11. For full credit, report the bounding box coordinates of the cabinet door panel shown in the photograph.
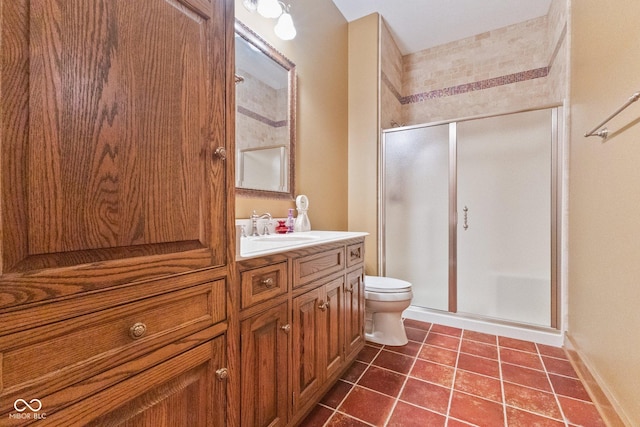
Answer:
[324,277,344,379]
[345,269,365,359]
[292,287,322,411]
[45,336,226,427]
[240,302,289,427]
[0,0,228,307]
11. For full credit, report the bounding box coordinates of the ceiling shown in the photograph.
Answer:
[330,0,552,55]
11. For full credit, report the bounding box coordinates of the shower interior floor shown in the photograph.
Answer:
[299,319,605,427]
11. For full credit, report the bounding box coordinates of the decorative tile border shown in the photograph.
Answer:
[385,22,568,106]
[400,67,549,105]
[381,71,403,102]
[237,105,287,128]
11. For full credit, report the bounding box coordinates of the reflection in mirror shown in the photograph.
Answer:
[235,19,296,199]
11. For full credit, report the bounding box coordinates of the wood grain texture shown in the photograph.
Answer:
[233,238,366,427]
[35,335,226,426]
[240,302,289,427]
[0,0,232,425]
[0,281,225,417]
[293,247,345,288]
[1,0,228,291]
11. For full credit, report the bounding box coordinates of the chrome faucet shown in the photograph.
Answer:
[250,211,272,236]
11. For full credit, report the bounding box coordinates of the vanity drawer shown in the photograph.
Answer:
[241,262,288,309]
[346,242,364,267]
[293,247,345,288]
[0,280,225,411]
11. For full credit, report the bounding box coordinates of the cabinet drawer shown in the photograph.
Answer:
[241,262,288,309]
[293,247,345,288]
[0,280,225,412]
[346,242,364,267]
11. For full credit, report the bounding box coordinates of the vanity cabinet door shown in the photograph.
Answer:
[240,302,290,427]
[292,276,345,413]
[324,276,345,380]
[345,268,365,360]
[292,287,323,412]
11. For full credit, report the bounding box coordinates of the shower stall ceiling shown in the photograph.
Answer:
[382,108,560,328]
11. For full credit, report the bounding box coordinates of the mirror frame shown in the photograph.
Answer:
[235,19,297,200]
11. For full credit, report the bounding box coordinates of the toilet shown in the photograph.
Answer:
[364,275,413,346]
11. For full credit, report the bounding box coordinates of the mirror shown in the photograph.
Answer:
[235,19,296,199]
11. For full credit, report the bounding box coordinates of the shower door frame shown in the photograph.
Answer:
[379,106,563,329]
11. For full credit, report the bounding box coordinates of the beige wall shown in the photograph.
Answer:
[234,0,349,231]
[348,14,380,275]
[569,0,640,424]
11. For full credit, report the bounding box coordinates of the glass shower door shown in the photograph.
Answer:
[383,124,450,311]
[456,110,552,326]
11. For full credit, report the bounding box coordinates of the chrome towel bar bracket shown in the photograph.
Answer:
[584,91,640,140]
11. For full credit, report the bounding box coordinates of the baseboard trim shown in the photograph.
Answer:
[564,334,629,427]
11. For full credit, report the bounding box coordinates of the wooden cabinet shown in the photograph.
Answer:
[240,302,290,427]
[41,334,227,427]
[345,268,366,360]
[235,238,366,427]
[0,0,233,425]
[292,276,344,413]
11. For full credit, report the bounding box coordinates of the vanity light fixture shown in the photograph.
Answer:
[242,0,296,40]
[274,5,296,40]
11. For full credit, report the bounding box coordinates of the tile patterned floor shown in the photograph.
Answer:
[300,319,606,427]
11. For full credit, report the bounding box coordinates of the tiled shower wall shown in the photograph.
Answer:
[236,68,289,153]
[380,19,403,129]
[380,0,567,127]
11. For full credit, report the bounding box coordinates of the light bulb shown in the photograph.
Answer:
[274,12,296,40]
[257,0,282,19]
[242,0,257,12]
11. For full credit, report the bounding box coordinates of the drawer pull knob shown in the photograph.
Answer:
[214,146,227,160]
[261,277,275,288]
[129,322,147,340]
[318,301,329,311]
[350,249,360,258]
[216,368,229,381]
[281,324,291,333]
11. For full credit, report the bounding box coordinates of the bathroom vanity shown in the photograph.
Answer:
[233,231,367,426]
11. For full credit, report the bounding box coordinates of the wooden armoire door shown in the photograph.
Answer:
[0,0,229,307]
[0,0,233,424]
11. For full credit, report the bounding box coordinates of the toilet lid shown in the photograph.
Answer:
[365,275,412,293]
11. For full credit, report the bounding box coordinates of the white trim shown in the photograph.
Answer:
[404,306,564,347]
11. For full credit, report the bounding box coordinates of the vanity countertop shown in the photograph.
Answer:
[236,229,368,260]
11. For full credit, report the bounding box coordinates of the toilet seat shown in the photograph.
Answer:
[365,275,412,293]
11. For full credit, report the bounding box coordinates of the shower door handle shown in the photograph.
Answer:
[463,206,469,230]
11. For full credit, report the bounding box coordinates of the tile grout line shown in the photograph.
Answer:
[321,344,383,427]
[443,327,464,427]
[536,342,570,426]
[497,335,508,426]
[380,321,432,426]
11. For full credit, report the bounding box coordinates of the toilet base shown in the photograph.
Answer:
[365,311,408,346]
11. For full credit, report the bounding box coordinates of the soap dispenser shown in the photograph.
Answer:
[286,208,295,233]
[294,195,311,232]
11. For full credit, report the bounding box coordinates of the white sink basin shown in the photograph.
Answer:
[237,229,368,259]
[253,234,318,242]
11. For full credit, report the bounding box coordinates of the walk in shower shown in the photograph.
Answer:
[381,108,561,331]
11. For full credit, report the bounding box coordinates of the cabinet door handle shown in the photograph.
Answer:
[318,301,329,311]
[129,322,147,340]
[216,368,229,381]
[214,146,227,161]
[280,324,291,333]
[463,205,469,231]
[345,285,354,293]
[261,277,275,288]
